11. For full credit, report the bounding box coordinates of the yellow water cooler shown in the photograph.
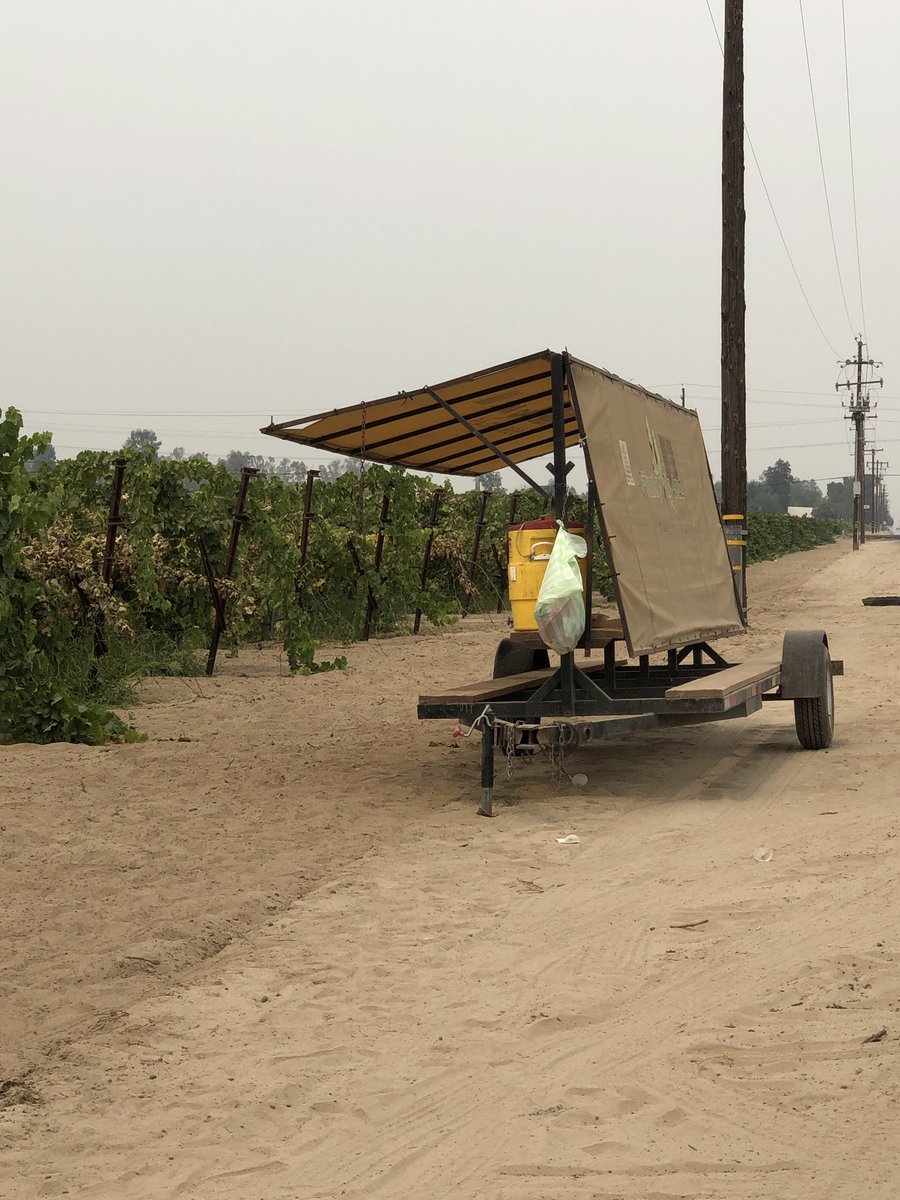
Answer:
[507,516,587,631]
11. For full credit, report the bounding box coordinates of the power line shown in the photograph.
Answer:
[703,0,841,357]
[799,0,857,337]
[21,422,296,442]
[704,417,837,433]
[705,439,848,454]
[659,382,900,405]
[687,395,840,410]
[33,442,352,463]
[842,0,868,345]
[15,408,306,418]
[655,382,837,395]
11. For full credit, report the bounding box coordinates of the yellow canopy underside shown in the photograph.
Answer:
[261,350,581,477]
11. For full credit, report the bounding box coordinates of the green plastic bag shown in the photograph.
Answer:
[534,522,588,654]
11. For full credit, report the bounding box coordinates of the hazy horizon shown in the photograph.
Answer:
[3,1,897,511]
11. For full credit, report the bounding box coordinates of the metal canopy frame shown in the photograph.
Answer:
[266,346,738,712]
[418,385,550,500]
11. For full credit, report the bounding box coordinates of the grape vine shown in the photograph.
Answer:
[0,407,845,744]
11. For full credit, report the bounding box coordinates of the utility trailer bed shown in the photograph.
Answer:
[418,634,842,815]
[265,346,843,817]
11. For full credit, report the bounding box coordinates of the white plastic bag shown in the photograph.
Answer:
[534,523,587,654]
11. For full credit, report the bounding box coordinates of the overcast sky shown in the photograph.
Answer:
[3,1,898,510]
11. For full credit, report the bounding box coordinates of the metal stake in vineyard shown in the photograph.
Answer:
[196,535,227,636]
[295,467,320,605]
[496,493,520,615]
[414,488,443,635]
[362,486,392,641]
[491,543,506,615]
[488,493,518,615]
[205,466,259,676]
[462,488,491,618]
[94,457,128,660]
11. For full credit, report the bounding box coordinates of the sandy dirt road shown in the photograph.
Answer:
[2,536,900,1198]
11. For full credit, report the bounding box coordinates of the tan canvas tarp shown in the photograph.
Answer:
[570,359,744,656]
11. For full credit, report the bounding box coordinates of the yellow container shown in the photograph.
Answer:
[507,520,587,631]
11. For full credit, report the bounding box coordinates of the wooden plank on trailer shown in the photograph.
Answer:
[665,659,781,702]
[419,657,619,705]
[508,615,624,645]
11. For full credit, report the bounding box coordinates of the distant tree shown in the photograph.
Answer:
[319,457,363,482]
[863,473,893,530]
[218,450,252,476]
[124,428,161,460]
[720,466,827,516]
[719,471,823,516]
[788,477,823,508]
[166,446,210,464]
[218,450,271,476]
[746,480,780,513]
[476,471,506,495]
[25,442,57,475]
[274,456,309,484]
[216,450,311,480]
[761,458,793,513]
[812,478,854,521]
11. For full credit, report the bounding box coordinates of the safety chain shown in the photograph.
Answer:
[504,721,516,779]
[546,736,565,787]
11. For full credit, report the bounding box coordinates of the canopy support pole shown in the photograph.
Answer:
[420,386,550,500]
[547,354,573,519]
[548,352,577,712]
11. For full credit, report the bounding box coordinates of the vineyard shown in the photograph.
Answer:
[0,407,845,744]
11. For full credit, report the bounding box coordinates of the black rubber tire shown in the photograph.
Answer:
[793,649,834,749]
[492,638,550,679]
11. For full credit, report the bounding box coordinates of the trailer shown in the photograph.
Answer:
[265,348,840,815]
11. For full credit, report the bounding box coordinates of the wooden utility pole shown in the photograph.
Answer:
[883,461,889,526]
[869,444,882,533]
[721,0,747,618]
[876,458,889,531]
[837,336,882,549]
[856,341,866,548]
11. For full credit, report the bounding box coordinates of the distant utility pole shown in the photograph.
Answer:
[876,458,889,531]
[837,336,882,549]
[720,0,747,617]
[869,444,883,533]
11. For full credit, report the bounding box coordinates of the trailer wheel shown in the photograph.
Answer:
[793,646,834,750]
[493,638,550,678]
